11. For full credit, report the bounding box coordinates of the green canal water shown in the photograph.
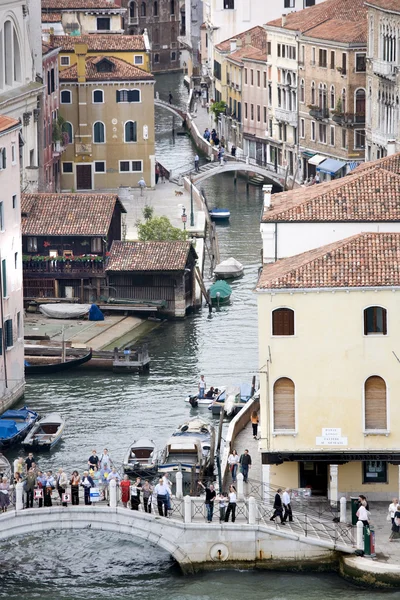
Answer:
[0,74,393,599]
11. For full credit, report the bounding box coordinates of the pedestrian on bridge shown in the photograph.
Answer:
[270,489,284,524]
[0,476,10,512]
[198,481,216,522]
[282,488,293,523]
[251,411,259,439]
[154,478,169,517]
[194,154,200,173]
[120,474,131,508]
[70,471,80,505]
[228,449,240,483]
[142,480,153,513]
[25,468,37,509]
[224,485,237,523]
[239,449,252,483]
[131,477,142,510]
[81,471,94,505]
[168,91,173,104]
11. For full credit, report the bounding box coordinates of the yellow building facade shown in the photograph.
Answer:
[256,232,400,502]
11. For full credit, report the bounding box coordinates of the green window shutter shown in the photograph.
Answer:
[5,319,12,348]
[116,90,120,102]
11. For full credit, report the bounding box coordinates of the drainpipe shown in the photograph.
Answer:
[274,222,278,262]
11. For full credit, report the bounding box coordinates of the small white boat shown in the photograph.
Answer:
[122,438,158,478]
[214,257,244,279]
[185,387,225,407]
[22,413,65,451]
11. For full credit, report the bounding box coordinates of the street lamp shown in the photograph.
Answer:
[190,172,194,227]
[181,206,187,230]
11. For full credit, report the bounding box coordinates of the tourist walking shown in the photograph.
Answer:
[0,476,10,512]
[155,163,160,184]
[25,468,37,509]
[194,154,200,173]
[198,374,206,398]
[71,471,80,505]
[154,478,169,517]
[142,480,153,513]
[162,473,172,512]
[88,450,99,472]
[120,474,131,508]
[138,177,146,195]
[224,485,237,523]
[130,477,142,510]
[251,411,259,439]
[228,449,240,483]
[389,498,399,525]
[282,488,293,523]
[239,449,252,483]
[270,489,284,524]
[390,504,400,541]
[56,468,68,507]
[217,492,227,522]
[81,471,94,505]
[198,481,216,523]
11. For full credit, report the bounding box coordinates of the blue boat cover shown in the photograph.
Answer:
[0,421,18,437]
[89,304,104,321]
[1,409,30,419]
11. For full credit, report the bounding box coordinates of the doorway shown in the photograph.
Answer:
[76,164,92,190]
[299,461,328,496]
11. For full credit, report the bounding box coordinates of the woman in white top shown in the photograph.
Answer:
[228,450,240,483]
[388,498,398,525]
[224,485,237,523]
[357,503,369,526]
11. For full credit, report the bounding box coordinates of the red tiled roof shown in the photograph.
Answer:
[0,115,20,133]
[42,0,122,9]
[365,0,400,13]
[227,46,267,65]
[303,19,367,44]
[41,12,61,22]
[215,26,266,52]
[52,34,146,52]
[353,152,400,176]
[106,241,197,271]
[261,164,400,223]
[266,0,366,36]
[21,193,126,236]
[257,232,400,290]
[59,55,153,81]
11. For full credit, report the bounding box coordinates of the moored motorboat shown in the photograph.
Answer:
[214,257,244,280]
[22,413,65,451]
[122,438,158,478]
[0,408,39,449]
[209,280,232,305]
[185,387,225,407]
[208,383,254,416]
[158,417,216,482]
[209,208,230,221]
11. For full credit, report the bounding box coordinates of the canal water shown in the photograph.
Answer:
[0,74,393,599]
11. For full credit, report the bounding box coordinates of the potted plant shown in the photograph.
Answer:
[52,115,68,151]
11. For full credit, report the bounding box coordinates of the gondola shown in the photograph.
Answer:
[24,349,92,375]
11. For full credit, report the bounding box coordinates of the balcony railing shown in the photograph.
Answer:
[372,59,397,79]
[275,108,297,126]
[23,256,105,275]
[309,106,329,120]
[331,112,365,127]
[370,130,397,147]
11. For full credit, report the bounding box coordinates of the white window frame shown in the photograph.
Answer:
[94,160,106,173]
[92,89,104,104]
[134,55,144,65]
[62,162,74,174]
[60,56,70,66]
[311,120,316,141]
[271,375,297,435]
[330,124,335,146]
[300,118,305,139]
[119,160,143,173]
[93,121,106,144]
[354,128,365,150]
[60,89,72,104]
[124,120,137,143]
[11,143,16,164]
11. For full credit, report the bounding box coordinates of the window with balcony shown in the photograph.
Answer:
[273,377,295,431]
[91,238,102,253]
[364,306,387,335]
[364,376,387,431]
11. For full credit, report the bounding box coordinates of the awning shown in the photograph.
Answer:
[308,154,326,166]
[317,158,347,175]
[302,150,315,159]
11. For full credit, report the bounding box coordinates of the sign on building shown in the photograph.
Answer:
[316,428,348,446]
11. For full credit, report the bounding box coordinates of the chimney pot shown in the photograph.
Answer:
[230,38,237,52]
[282,14,287,26]
[263,184,273,208]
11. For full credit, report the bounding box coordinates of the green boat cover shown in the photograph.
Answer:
[209,280,232,300]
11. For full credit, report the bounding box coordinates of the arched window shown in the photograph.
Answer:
[141,2,146,16]
[63,121,73,144]
[61,90,72,104]
[93,89,104,103]
[364,306,387,335]
[311,81,316,105]
[170,0,175,14]
[13,29,21,83]
[365,376,387,430]
[273,378,295,431]
[154,1,158,15]
[300,79,305,103]
[355,88,366,115]
[272,308,294,336]
[4,21,12,86]
[93,121,105,143]
[129,1,136,17]
[318,83,327,109]
[330,84,335,110]
[124,120,137,142]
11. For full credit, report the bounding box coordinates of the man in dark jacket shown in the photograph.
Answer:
[81,471,94,505]
[239,450,252,483]
[270,488,284,524]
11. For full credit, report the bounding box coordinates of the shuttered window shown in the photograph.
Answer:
[272,308,294,336]
[365,376,387,430]
[5,318,12,348]
[273,377,295,430]
[364,306,387,335]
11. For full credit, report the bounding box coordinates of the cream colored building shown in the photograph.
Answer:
[41,0,126,35]
[59,45,155,191]
[365,0,400,161]
[256,231,400,502]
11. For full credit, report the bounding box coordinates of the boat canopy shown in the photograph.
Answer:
[0,421,18,437]
[1,409,30,420]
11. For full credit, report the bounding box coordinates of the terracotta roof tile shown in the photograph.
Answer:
[304,19,367,44]
[41,12,61,22]
[59,55,153,81]
[106,241,196,271]
[52,34,146,52]
[21,193,126,236]
[266,0,366,34]
[215,26,266,52]
[261,164,400,223]
[42,0,122,9]
[0,115,20,133]
[257,232,400,290]
[353,152,400,176]
[365,0,400,13]
[227,46,267,64]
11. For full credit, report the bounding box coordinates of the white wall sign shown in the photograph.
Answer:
[316,428,348,446]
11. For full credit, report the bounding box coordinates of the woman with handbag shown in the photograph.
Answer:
[228,450,239,484]
[390,504,400,541]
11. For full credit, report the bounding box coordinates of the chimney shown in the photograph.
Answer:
[282,14,287,26]
[245,33,251,45]
[236,38,242,49]
[230,39,237,53]
[387,139,396,156]
[74,43,88,83]
[263,184,273,208]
